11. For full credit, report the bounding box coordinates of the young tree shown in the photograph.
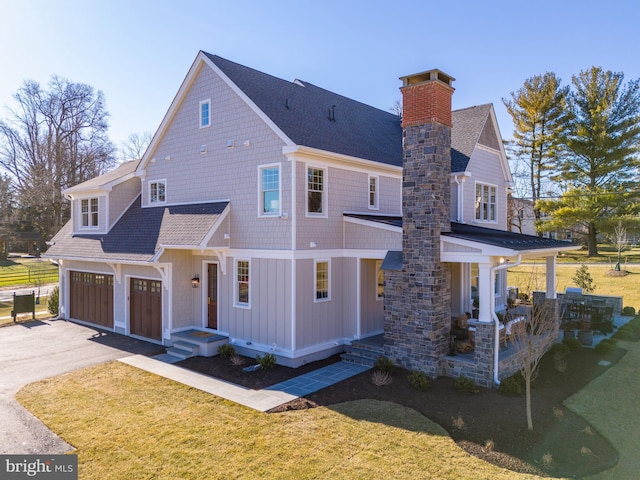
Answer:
[510,297,558,431]
[610,220,629,271]
[573,264,595,293]
[540,67,640,255]
[503,73,569,223]
[0,76,116,240]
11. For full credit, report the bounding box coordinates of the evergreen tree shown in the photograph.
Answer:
[503,73,569,224]
[539,67,640,255]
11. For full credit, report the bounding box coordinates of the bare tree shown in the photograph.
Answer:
[0,76,115,240]
[120,131,152,162]
[610,221,629,271]
[510,295,559,431]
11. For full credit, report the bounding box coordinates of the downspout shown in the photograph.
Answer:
[453,174,463,222]
[490,254,521,386]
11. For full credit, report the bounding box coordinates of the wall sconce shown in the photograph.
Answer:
[191,274,200,288]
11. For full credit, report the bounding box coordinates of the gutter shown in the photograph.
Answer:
[490,254,521,386]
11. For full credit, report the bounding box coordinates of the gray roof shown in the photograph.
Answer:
[65,160,140,194]
[345,213,573,252]
[46,197,228,262]
[206,53,492,170]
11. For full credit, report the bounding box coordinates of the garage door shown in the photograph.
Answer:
[69,271,114,328]
[130,278,162,340]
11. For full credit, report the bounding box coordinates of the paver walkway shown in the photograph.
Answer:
[119,355,370,412]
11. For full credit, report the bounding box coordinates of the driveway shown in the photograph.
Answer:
[0,318,164,454]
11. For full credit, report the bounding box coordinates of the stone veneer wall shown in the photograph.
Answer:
[383,119,452,377]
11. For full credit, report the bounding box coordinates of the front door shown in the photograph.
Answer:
[207,264,218,329]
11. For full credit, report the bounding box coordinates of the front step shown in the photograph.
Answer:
[341,335,384,368]
[166,340,200,360]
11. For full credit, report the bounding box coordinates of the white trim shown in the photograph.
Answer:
[313,258,331,303]
[343,215,402,233]
[199,98,211,129]
[305,164,328,218]
[199,204,231,248]
[474,181,497,223]
[257,162,282,217]
[368,174,379,210]
[234,258,251,309]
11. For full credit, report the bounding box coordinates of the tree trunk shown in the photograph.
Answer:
[526,374,533,431]
[587,222,599,257]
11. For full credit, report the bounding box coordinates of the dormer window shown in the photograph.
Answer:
[150,180,166,204]
[81,198,99,228]
[199,99,211,128]
[475,183,496,222]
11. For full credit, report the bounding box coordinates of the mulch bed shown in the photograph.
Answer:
[178,346,625,478]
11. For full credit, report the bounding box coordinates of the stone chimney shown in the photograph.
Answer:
[383,69,454,377]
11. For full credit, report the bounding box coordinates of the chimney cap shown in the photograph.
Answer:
[399,69,455,88]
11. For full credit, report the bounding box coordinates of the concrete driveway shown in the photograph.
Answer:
[0,318,164,454]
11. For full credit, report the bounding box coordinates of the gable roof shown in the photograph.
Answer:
[451,104,492,172]
[46,197,229,262]
[205,53,404,167]
[64,160,140,196]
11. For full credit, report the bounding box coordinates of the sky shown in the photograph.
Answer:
[2,0,640,154]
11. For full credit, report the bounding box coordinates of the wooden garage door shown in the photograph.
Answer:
[69,271,114,328]
[130,278,162,340]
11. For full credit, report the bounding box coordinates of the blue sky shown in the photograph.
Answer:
[2,0,639,152]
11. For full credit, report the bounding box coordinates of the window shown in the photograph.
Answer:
[307,167,326,215]
[259,165,280,215]
[235,260,250,307]
[315,260,330,301]
[376,260,384,300]
[150,180,166,204]
[368,175,379,210]
[475,183,496,222]
[199,99,211,128]
[80,198,99,228]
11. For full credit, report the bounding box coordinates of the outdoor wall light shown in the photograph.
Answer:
[191,274,200,288]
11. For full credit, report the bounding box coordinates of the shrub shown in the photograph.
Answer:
[217,344,236,358]
[573,264,595,293]
[454,375,479,395]
[47,286,59,315]
[374,356,395,375]
[499,374,523,397]
[256,352,276,370]
[594,338,617,355]
[371,370,393,386]
[549,342,570,356]
[408,371,430,391]
[562,337,582,352]
[622,306,636,316]
[229,353,246,366]
[613,326,635,340]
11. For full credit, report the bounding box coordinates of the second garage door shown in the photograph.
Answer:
[69,271,114,328]
[130,278,162,340]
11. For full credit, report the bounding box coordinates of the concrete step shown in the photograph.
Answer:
[166,340,200,360]
[340,353,377,368]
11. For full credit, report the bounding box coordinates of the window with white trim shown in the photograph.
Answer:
[199,99,211,128]
[149,180,166,204]
[235,260,250,307]
[475,183,496,222]
[80,198,99,228]
[376,259,384,300]
[307,166,326,216]
[259,164,280,215]
[314,260,330,302]
[368,175,379,210]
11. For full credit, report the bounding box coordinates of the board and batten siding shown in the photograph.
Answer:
[462,148,508,230]
[219,256,292,351]
[142,63,292,250]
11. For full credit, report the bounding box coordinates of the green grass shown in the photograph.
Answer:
[0,296,53,326]
[0,258,58,287]
[545,244,640,264]
[16,362,548,480]
[508,264,640,310]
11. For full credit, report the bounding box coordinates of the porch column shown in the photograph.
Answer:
[478,262,492,322]
[546,255,557,299]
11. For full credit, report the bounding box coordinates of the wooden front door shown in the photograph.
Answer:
[130,278,162,340]
[207,264,218,329]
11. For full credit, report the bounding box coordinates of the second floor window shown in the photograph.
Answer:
[81,198,99,228]
[475,183,496,222]
[260,165,280,215]
[368,175,379,209]
[150,181,166,204]
[200,99,211,128]
[307,167,325,215]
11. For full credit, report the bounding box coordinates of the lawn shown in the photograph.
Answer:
[16,362,546,480]
[0,257,58,287]
[508,264,640,310]
[552,244,640,264]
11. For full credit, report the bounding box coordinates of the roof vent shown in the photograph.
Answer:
[328,105,336,122]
